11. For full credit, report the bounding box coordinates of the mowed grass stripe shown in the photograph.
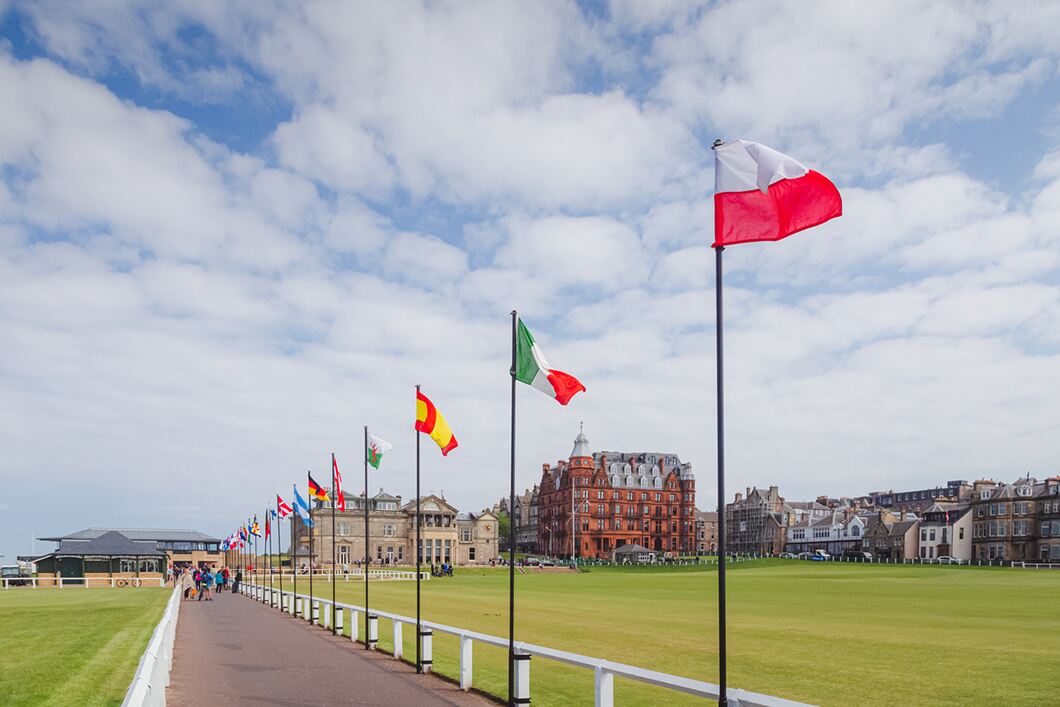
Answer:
[292,561,1060,706]
[0,588,170,707]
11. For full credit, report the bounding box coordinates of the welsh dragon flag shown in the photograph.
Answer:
[515,318,585,405]
[367,432,392,469]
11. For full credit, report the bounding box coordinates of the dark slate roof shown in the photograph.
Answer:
[40,527,220,543]
[55,531,167,557]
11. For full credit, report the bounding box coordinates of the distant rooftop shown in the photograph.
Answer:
[39,527,221,543]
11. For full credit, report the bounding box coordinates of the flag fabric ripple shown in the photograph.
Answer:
[713,139,842,247]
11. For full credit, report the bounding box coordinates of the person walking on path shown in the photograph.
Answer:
[232,567,242,594]
[199,567,214,601]
[215,567,225,595]
[180,569,195,600]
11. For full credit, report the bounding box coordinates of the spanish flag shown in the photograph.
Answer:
[308,471,330,502]
[415,389,458,456]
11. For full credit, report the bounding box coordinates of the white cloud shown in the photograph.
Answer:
[1,4,1060,566]
[494,216,646,291]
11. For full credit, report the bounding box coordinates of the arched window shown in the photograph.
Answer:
[612,475,621,487]
[654,478,662,489]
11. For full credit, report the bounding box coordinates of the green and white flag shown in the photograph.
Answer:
[367,432,392,469]
[515,318,586,405]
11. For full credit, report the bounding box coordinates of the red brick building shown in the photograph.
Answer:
[537,426,696,559]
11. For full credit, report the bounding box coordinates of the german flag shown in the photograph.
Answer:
[308,471,330,502]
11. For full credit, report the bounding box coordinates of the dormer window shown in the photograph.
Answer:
[1018,486,1032,497]
[980,491,991,500]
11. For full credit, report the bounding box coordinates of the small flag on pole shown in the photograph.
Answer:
[415,390,458,456]
[251,517,261,537]
[308,471,330,502]
[515,318,585,405]
[277,494,293,519]
[293,484,315,527]
[367,432,392,469]
[265,516,271,540]
[333,456,346,512]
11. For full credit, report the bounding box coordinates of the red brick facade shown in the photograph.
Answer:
[537,429,696,559]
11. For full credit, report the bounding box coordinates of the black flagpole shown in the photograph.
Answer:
[267,508,272,602]
[507,310,518,705]
[364,425,370,650]
[276,502,283,609]
[715,242,728,706]
[254,522,259,592]
[291,502,297,612]
[331,454,338,635]
[415,383,422,673]
[308,471,315,623]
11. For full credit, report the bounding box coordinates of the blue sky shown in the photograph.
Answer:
[1,1,1059,563]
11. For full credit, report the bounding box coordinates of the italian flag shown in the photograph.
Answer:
[515,319,585,405]
[367,432,392,469]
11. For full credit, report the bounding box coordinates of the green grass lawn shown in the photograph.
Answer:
[0,588,170,706]
[284,561,1060,706]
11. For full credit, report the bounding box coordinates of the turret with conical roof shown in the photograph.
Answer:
[570,422,591,459]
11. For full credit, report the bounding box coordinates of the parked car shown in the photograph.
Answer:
[936,556,964,565]
[1,565,31,587]
[843,551,873,561]
[779,552,797,559]
[809,554,827,561]
[796,552,813,560]
[812,550,831,559]
[540,558,556,567]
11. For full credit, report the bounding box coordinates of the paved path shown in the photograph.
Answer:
[168,591,494,706]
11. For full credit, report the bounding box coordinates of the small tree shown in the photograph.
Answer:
[497,511,511,552]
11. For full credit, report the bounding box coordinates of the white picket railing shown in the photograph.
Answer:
[121,585,182,707]
[2,576,167,589]
[246,569,428,581]
[241,581,813,707]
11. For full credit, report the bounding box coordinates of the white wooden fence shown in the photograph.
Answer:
[121,585,182,707]
[241,581,813,707]
[2,576,168,589]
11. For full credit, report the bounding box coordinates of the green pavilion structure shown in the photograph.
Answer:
[31,530,168,587]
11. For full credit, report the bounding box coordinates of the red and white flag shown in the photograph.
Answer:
[713,140,842,247]
[332,455,346,512]
[276,494,293,519]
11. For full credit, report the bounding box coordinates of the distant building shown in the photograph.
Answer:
[298,490,498,567]
[695,511,718,554]
[32,530,182,586]
[39,527,222,569]
[859,480,971,513]
[786,510,869,556]
[1038,478,1060,562]
[537,426,696,559]
[917,502,972,561]
[513,485,540,554]
[725,486,788,556]
[862,511,919,560]
[969,477,1041,562]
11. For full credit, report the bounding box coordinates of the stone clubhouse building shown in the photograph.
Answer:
[291,491,500,568]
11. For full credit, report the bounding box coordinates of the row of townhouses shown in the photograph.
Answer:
[725,476,1060,563]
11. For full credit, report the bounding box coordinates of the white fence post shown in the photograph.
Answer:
[335,606,344,634]
[367,614,378,649]
[393,620,403,659]
[513,651,531,705]
[459,634,473,690]
[350,609,360,643]
[595,664,614,707]
[419,628,433,673]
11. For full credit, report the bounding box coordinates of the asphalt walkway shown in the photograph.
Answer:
[168,589,494,706]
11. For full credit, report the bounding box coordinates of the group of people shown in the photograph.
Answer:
[175,564,241,601]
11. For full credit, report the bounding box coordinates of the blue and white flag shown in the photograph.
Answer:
[293,484,315,527]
